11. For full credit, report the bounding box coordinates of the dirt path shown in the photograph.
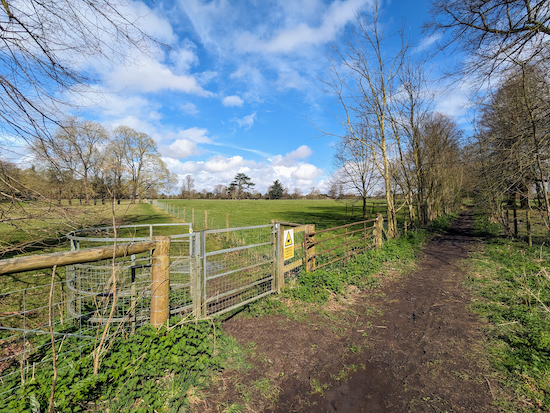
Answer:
[207,210,498,412]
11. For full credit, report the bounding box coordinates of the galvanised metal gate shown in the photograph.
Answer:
[64,222,280,323]
[197,223,278,317]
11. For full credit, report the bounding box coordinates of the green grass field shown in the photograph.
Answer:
[153,198,389,230]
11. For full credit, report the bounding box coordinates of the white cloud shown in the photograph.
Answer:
[181,102,199,115]
[234,112,257,130]
[271,145,312,166]
[130,1,178,44]
[222,95,244,107]
[168,139,200,158]
[163,145,324,194]
[170,40,199,72]
[291,163,323,180]
[176,127,212,143]
[414,34,442,54]
[235,0,366,54]
[178,0,369,102]
[107,57,213,96]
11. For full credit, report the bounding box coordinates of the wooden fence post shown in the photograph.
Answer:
[376,214,383,250]
[205,210,208,229]
[305,224,316,272]
[527,210,532,247]
[513,207,518,238]
[345,227,350,258]
[150,236,171,327]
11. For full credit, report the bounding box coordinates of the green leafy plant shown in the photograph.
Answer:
[1,319,223,412]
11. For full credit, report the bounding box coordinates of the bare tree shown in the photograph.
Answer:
[331,137,380,218]
[322,2,410,237]
[181,175,196,199]
[113,126,169,203]
[31,118,108,204]
[213,184,227,199]
[426,0,550,78]
[474,65,550,229]
[0,0,156,143]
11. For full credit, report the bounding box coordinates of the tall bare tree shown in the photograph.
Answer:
[474,65,550,229]
[322,2,410,237]
[113,126,171,203]
[181,175,195,199]
[31,118,108,204]
[331,137,380,218]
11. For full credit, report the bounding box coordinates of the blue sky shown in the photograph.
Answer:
[71,0,469,195]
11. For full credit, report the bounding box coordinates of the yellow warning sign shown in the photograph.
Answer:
[285,232,293,246]
[283,229,294,260]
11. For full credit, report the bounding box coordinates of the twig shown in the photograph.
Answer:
[497,321,518,326]
[484,376,495,400]
[48,265,58,413]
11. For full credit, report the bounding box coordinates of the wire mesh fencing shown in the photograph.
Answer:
[201,224,277,317]
[0,216,384,404]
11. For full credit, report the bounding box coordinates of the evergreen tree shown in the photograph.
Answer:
[268,179,284,199]
[230,173,255,199]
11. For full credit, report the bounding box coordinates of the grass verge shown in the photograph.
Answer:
[467,213,550,411]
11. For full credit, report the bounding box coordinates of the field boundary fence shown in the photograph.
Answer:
[0,216,384,400]
[304,215,383,272]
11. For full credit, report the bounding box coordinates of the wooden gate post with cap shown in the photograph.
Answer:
[150,236,171,327]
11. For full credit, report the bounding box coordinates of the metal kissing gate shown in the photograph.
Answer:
[64,223,281,325]
[198,224,278,318]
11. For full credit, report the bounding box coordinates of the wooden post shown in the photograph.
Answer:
[305,224,316,272]
[204,210,208,229]
[183,207,186,221]
[226,213,229,230]
[363,221,367,252]
[192,208,195,226]
[346,227,350,258]
[505,209,509,233]
[527,210,532,247]
[513,208,518,238]
[376,214,383,250]
[150,236,171,327]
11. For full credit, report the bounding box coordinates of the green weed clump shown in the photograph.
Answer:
[1,319,223,413]
[248,228,429,311]
[426,212,459,233]
[467,238,550,410]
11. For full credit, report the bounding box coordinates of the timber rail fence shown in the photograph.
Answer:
[0,216,384,399]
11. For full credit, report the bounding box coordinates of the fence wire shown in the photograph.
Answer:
[202,225,275,316]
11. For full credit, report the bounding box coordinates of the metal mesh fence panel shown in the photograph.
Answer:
[202,225,275,316]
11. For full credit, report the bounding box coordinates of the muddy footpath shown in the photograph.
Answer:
[203,210,499,412]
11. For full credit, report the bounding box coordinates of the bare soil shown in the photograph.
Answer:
[203,209,499,412]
